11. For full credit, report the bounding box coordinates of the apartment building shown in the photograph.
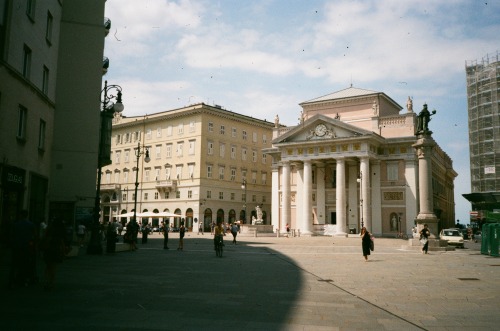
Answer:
[100,103,275,231]
[0,0,107,243]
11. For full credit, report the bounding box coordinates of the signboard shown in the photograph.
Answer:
[484,166,495,174]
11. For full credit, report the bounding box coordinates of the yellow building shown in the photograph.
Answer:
[265,87,457,237]
[101,103,275,231]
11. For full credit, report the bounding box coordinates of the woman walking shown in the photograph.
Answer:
[177,223,185,250]
[360,226,372,262]
[40,218,67,290]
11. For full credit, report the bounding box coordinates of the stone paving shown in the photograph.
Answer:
[1,232,499,330]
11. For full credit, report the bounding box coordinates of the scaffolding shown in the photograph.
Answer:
[465,51,500,193]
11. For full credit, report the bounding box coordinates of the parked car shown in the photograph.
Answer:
[439,228,464,248]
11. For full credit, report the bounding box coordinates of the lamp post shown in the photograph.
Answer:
[133,142,150,226]
[357,171,364,229]
[241,179,247,224]
[87,81,124,255]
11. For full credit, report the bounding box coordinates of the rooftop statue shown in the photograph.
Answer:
[416,103,436,134]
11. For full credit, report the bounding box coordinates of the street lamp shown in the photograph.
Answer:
[241,179,247,224]
[133,142,150,226]
[87,81,124,255]
[357,171,364,229]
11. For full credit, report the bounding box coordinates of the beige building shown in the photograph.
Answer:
[265,87,457,236]
[0,0,108,241]
[100,103,275,231]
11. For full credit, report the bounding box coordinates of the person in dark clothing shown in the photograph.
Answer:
[360,226,372,262]
[420,224,430,254]
[230,223,238,244]
[8,210,37,288]
[106,221,117,254]
[40,218,67,290]
[162,222,169,249]
[177,223,185,250]
[141,223,150,244]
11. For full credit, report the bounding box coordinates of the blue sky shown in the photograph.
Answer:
[104,0,500,225]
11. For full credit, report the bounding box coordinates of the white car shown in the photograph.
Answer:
[439,229,464,248]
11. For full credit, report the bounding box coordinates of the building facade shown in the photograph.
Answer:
[265,87,457,236]
[100,103,275,231]
[0,0,107,244]
[463,51,500,223]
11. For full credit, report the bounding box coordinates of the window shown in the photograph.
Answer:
[261,172,267,185]
[125,133,130,142]
[114,172,120,183]
[178,123,183,134]
[219,192,224,200]
[188,163,194,178]
[123,193,127,202]
[262,154,267,164]
[263,134,267,144]
[26,0,36,20]
[253,132,257,142]
[220,125,225,135]
[252,195,256,202]
[208,122,214,132]
[116,134,121,144]
[166,126,172,136]
[157,128,162,138]
[156,145,161,159]
[252,150,257,162]
[242,130,247,140]
[164,192,170,199]
[176,191,180,199]
[207,165,212,178]
[155,168,161,181]
[207,142,213,155]
[230,168,236,181]
[144,193,148,201]
[219,166,225,180]
[145,169,150,181]
[165,167,171,180]
[232,127,237,137]
[176,165,183,180]
[45,11,53,44]
[132,193,136,201]
[189,121,195,132]
[154,192,159,200]
[231,146,236,159]
[105,172,111,184]
[17,106,27,140]
[219,143,225,158]
[123,171,129,183]
[387,162,399,181]
[230,193,235,200]
[166,144,172,157]
[134,131,140,141]
[124,150,130,163]
[188,190,192,198]
[252,171,257,184]
[38,119,46,150]
[177,142,183,156]
[188,140,195,155]
[42,66,49,95]
[207,190,212,199]
[262,196,266,203]
[23,45,32,79]
[242,148,247,161]
[242,169,247,179]
[146,129,152,139]
[115,151,121,164]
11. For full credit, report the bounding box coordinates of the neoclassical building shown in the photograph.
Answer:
[265,87,457,236]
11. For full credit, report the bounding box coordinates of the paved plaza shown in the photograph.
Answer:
[1,232,499,331]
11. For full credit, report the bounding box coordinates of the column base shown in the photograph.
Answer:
[334,231,348,237]
[415,217,439,239]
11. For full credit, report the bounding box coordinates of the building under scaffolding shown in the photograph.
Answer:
[463,51,500,227]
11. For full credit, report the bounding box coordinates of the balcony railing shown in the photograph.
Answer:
[155,180,177,192]
[104,17,111,36]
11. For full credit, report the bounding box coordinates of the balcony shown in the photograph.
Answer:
[104,17,111,36]
[155,180,177,192]
[103,56,109,75]
[101,184,121,192]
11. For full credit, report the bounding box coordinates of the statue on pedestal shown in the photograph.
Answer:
[416,104,436,134]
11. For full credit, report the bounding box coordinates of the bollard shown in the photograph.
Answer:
[276,228,280,237]
[254,228,258,238]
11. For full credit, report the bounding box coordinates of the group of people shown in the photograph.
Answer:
[8,210,69,290]
[213,221,239,249]
[360,223,432,261]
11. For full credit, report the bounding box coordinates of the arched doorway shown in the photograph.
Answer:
[186,208,193,231]
[228,209,236,224]
[204,208,212,232]
[152,209,160,228]
[239,210,246,223]
[262,211,267,224]
[216,209,224,225]
[174,208,182,228]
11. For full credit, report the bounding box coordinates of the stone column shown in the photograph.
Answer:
[316,162,326,225]
[295,163,303,234]
[413,132,438,237]
[348,163,358,232]
[271,165,280,231]
[360,157,371,231]
[282,161,291,233]
[370,160,382,235]
[335,158,347,236]
[302,160,313,235]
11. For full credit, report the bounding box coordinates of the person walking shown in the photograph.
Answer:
[198,220,203,235]
[177,223,185,250]
[106,221,117,254]
[162,222,169,249]
[141,223,150,244]
[40,218,67,290]
[213,221,224,250]
[8,210,37,288]
[360,226,372,262]
[230,222,239,244]
[420,224,430,254]
[125,221,138,251]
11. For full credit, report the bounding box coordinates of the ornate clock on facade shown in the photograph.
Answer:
[315,123,327,137]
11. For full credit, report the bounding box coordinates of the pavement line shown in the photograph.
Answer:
[264,247,429,331]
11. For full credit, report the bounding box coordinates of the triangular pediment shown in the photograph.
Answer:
[273,114,374,144]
